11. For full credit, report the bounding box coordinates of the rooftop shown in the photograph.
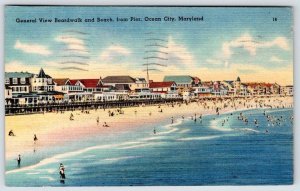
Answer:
[53,78,69,86]
[102,76,136,84]
[77,79,100,88]
[149,81,176,88]
[135,77,147,82]
[37,68,51,78]
[5,72,34,78]
[114,84,131,91]
[163,75,193,84]
[243,82,274,88]
[69,80,78,86]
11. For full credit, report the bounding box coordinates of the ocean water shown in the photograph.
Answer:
[5,108,293,186]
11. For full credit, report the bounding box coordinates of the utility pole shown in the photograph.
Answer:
[144,32,168,83]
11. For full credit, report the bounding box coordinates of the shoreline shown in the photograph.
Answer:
[5,96,293,164]
[5,102,293,187]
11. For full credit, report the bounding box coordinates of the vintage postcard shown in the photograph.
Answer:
[4,6,293,186]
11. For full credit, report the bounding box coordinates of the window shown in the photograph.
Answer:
[21,78,26,84]
[5,78,9,84]
[13,78,17,84]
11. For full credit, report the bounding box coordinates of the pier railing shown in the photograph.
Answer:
[5,98,183,116]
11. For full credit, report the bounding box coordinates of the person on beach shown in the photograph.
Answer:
[59,163,66,180]
[70,113,74,121]
[103,122,109,127]
[33,134,38,143]
[199,114,202,119]
[171,117,174,124]
[216,107,219,115]
[96,116,99,126]
[8,130,15,136]
[17,154,21,167]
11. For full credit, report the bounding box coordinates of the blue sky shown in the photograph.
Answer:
[5,6,293,84]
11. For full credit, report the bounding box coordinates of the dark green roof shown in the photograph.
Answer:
[163,75,193,84]
[5,72,34,78]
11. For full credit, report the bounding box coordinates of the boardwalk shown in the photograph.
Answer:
[5,98,183,115]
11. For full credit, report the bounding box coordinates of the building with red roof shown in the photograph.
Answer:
[148,81,180,99]
[149,81,177,93]
[75,79,111,93]
[242,82,280,95]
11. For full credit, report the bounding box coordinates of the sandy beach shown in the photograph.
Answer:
[5,96,293,160]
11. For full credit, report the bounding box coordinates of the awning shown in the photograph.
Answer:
[53,95,64,99]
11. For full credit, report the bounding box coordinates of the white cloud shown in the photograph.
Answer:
[99,45,131,62]
[222,33,290,59]
[206,59,221,64]
[270,56,285,63]
[262,37,290,50]
[55,35,88,54]
[14,40,52,56]
[160,36,195,68]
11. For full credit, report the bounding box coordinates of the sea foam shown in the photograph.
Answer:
[177,135,222,141]
[210,120,233,132]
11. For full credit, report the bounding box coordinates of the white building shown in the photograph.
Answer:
[31,68,55,92]
[5,72,33,94]
[280,85,293,96]
[129,88,162,100]
[149,81,179,99]
[101,76,136,91]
